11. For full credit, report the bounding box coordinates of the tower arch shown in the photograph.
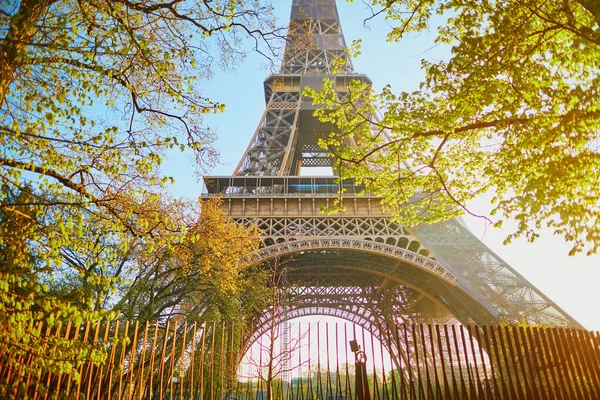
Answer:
[203,0,581,354]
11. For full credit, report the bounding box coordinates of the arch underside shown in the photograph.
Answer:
[245,249,496,349]
[226,0,578,350]
[238,215,576,346]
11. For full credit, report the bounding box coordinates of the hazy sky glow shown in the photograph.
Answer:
[163,1,600,330]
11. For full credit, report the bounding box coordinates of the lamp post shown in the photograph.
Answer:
[349,340,371,400]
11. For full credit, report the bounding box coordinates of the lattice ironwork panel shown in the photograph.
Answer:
[226,0,581,336]
[281,0,353,75]
[248,275,430,343]
[266,250,493,321]
[236,93,300,176]
[238,216,431,255]
[415,219,575,327]
[282,50,351,75]
[249,238,456,283]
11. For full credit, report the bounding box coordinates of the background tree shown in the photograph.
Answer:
[114,198,264,324]
[241,260,309,400]
[309,0,600,255]
[0,0,282,378]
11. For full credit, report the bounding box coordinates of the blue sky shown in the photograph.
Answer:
[162,1,600,330]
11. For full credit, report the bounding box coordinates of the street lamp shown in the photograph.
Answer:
[349,340,370,400]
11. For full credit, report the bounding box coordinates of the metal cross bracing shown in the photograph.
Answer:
[234,0,365,177]
[247,263,451,343]
[282,0,353,75]
[204,0,581,347]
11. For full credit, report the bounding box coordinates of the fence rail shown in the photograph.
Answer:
[1,320,599,399]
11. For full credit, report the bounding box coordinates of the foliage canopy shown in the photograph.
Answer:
[310,0,600,255]
[0,0,278,377]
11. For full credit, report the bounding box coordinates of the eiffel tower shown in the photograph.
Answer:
[203,0,580,343]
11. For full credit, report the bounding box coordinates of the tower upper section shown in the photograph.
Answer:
[280,0,353,75]
[231,0,369,176]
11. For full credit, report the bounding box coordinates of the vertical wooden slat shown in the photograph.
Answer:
[434,324,451,400]
[83,320,102,400]
[465,326,483,398]
[517,327,541,399]
[116,320,130,400]
[473,326,493,399]
[74,320,91,400]
[296,346,302,400]
[450,325,468,399]
[199,321,208,400]
[30,323,52,400]
[158,320,170,400]
[410,324,425,399]
[22,322,42,398]
[326,323,333,400]
[527,327,551,399]
[508,325,531,399]
[428,324,442,398]
[402,325,416,400]
[537,327,565,400]
[369,325,379,400]
[481,326,502,399]
[496,325,517,400]
[574,328,600,396]
[0,323,10,377]
[394,324,407,399]
[227,320,235,400]
[592,331,600,356]
[552,328,582,399]
[344,323,353,399]
[546,327,575,399]
[378,326,389,400]
[335,323,343,400]
[64,322,82,398]
[488,325,510,399]
[94,320,112,400]
[54,321,73,396]
[168,320,179,398]
[501,326,524,399]
[10,351,26,398]
[418,324,433,400]
[130,320,141,398]
[581,330,600,392]
[2,343,20,397]
[236,322,245,400]
[442,324,459,400]
[147,321,160,399]
[591,330,600,398]
[564,328,591,399]
[459,325,477,399]
[318,322,325,400]
[42,323,65,400]
[189,321,198,399]
[210,320,217,400]
[219,321,226,400]
[135,321,150,400]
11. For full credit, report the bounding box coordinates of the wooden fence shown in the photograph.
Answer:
[1,320,599,399]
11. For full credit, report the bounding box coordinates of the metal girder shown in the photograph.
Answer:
[415,219,579,327]
[282,1,353,75]
[206,0,581,347]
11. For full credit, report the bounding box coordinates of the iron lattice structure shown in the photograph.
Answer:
[204,0,580,344]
